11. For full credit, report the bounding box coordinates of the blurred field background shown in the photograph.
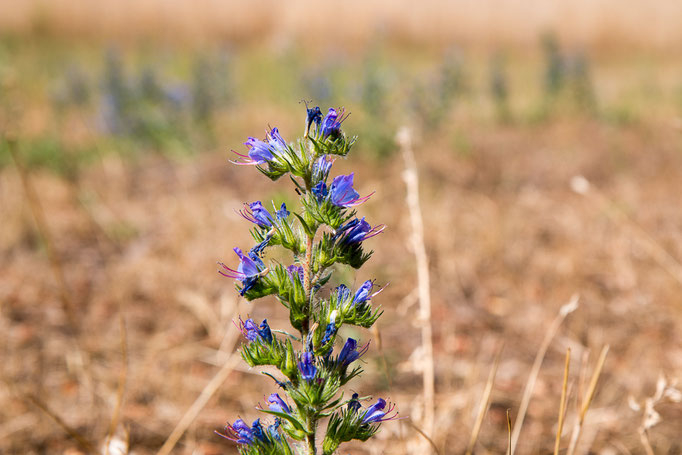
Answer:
[2,1,682,454]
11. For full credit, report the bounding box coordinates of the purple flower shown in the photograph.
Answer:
[221,418,266,445]
[320,107,348,139]
[328,173,373,208]
[267,393,291,414]
[275,203,290,220]
[268,127,288,155]
[286,265,304,286]
[336,284,351,303]
[362,399,398,424]
[306,105,322,134]
[298,351,317,381]
[312,182,328,199]
[312,155,333,182]
[232,127,288,165]
[321,321,337,346]
[239,318,260,341]
[239,201,274,228]
[250,237,271,257]
[246,137,274,163]
[353,280,374,305]
[334,217,384,245]
[348,393,361,412]
[238,318,273,343]
[268,420,281,441]
[218,247,266,295]
[337,337,368,368]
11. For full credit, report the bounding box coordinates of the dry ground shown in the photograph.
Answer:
[2,115,682,453]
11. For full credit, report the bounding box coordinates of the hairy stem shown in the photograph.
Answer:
[301,167,318,454]
[307,415,318,455]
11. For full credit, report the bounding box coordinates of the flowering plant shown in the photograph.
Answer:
[217,106,397,454]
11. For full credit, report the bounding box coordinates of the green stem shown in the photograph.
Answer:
[307,435,317,454]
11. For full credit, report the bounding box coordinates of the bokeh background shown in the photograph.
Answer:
[2,1,682,454]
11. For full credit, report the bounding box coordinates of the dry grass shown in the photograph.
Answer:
[2,7,682,449]
[3,116,682,453]
[3,0,682,53]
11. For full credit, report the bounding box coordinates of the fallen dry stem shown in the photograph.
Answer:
[466,345,503,455]
[510,295,579,453]
[554,347,571,455]
[566,345,610,455]
[398,126,435,445]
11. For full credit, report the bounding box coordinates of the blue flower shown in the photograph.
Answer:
[337,337,368,368]
[239,318,260,342]
[321,321,337,346]
[334,217,384,245]
[306,105,322,134]
[320,107,348,139]
[218,247,266,295]
[268,127,288,156]
[267,393,291,414]
[250,237,271,257]
[239,201,274,228]
[353,280,374,306]
[286,265,304,286]
[348,393,361,412]
[312,181,328,199]
[222,418,267,445]
[258,319,273,343]
[328,173,373,208]
[240,201,289,229]
[336,284,351,303]
[239,318,273,343]
[362,399,398,424]
[267,419,282,441]
[312,155,333,182]
[298,352,317,381]
[250,418,266,441]
[232,127,288,165]
[275,203,290,220]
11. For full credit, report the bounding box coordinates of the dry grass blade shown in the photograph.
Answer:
[7,138,79,333]
[156,302,243,455]
[566,345,610,455]
[466,345,503,455]
[104,314,128,455]
[554,347,571,455]
[510,294,579,453]
[398,126,436,447]
[639,428,655,455]
[24,393,97,454]
[405,418,442,455]
[506,410,512,455]
[571,175,682,290]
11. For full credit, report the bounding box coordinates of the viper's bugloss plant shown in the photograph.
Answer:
[216,105,397,454]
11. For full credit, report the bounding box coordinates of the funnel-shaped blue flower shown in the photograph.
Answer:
[362,399,398,424]
[232,127,288,165]
[334,217,384,245]
[337,337,368,368]
[329,173,373,208]
[218,247,266,295]
[267,393,291,414]
[320,107,348,139]
[298,351,317,381]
